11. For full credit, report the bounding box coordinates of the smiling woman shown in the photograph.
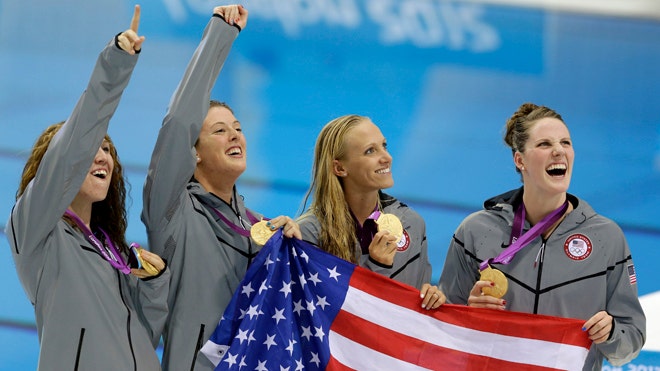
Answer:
[297,114,445,310]
[438,102,647,370]
[4,6,170,370]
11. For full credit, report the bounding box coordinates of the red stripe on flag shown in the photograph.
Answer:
[330,309,566,371]
[348,266,591,349]
[326,356,356,371]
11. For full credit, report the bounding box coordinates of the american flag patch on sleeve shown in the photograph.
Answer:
[627,264,637,285]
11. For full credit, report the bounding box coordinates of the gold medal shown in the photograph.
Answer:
[480,266,508,298]
[250,220,276,246]
[136,248,160,275]
[375,213,404,244]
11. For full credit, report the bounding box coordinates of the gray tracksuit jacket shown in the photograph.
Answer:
[299,192,432,289]
[438,187,646,370]
[6,39,169,371]
[141,17,258,371]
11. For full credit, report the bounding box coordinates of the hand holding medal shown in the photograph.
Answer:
[375,213,403,244]
[479,265,508,298]
[472,201,569,306]
[130,243,165,278]
[250,219,276,246]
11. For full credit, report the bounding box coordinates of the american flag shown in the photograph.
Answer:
[201,231,592,370]
[628,264,637,285]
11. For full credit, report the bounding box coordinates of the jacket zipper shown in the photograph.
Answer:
[532,239,547,314]
[74,328,85,370]
[117,270,137,371]
[190,324,206,371]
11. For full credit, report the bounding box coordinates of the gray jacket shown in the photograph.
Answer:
[299,192,432,289]
[438,188,646,370]
[6,39,169,371]
[141,17,257,371]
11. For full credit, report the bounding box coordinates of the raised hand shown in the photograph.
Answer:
[117,4,145,54]
[213,4,248,30]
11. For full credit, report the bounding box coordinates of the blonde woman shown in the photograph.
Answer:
[299,114,444,310]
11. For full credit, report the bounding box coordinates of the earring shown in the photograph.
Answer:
[196,155,201,163]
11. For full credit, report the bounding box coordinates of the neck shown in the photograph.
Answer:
[522,191,567,224]
[344,190,379,225]
[195,171,237,204]
[522,190,572,238]
[67,202,92,229]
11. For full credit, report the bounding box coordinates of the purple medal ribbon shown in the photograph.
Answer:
[64,209,131,274]
[479,200,569,271]
[207,206,266,237]
[368,209,381,222]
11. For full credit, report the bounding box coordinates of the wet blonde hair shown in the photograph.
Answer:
[300,114,368,263]
[17,122,129,252]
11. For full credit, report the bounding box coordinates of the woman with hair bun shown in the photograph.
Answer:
[438,102,645,370]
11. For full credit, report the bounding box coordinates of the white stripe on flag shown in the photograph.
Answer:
[341,286,589,371]
[329,331,432,371]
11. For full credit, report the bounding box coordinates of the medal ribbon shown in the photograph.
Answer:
[207,205,266,237]
[64,209,131,274]
[479,200,568,271]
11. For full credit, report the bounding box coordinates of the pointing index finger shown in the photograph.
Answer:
[130,4,141,33]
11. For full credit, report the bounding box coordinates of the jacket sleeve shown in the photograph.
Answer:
[437,221,479,305]
[415,218,432,288]
[132,268,171,347]
[594,229,646,366]
[6,40,139,301]
[141,16,239,258]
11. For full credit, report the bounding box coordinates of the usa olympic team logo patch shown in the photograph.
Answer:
[564,234,592,261]
[396,230,411,252]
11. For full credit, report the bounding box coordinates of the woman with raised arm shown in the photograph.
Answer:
[5,6,169,370]
[141,5,300,370]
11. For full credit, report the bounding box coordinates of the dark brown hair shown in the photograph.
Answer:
[17,122,129,252]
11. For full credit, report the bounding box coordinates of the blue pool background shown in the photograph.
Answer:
[0,1,658,369]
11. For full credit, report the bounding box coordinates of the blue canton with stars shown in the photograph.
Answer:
[203,230,357,370]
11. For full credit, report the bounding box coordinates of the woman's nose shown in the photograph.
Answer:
[95,147,108,163]
[552,143,565,156]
